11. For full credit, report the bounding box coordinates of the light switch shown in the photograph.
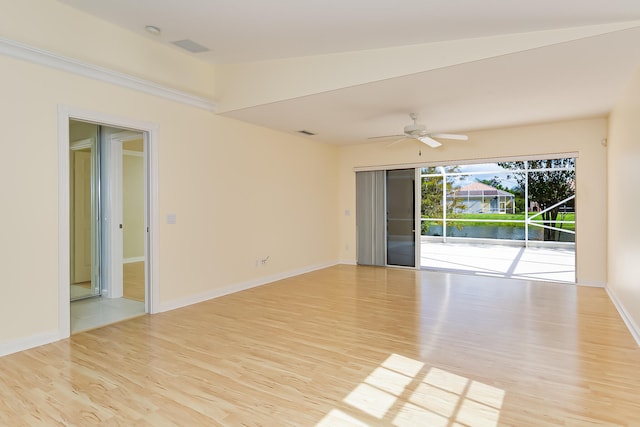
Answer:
[166,213,177,224]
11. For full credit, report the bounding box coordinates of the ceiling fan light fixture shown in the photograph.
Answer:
[404,123,427,136]
[370,113,468,149]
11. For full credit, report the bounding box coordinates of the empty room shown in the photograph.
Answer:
[1,1,640,425]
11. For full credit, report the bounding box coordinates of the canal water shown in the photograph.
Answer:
[424,225,575,242]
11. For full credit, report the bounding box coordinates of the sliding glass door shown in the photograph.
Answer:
[356,169,417,268]
[386,169,416,267]
[356,171,386,266]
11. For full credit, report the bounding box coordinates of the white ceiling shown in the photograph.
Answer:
[57,0,640,144]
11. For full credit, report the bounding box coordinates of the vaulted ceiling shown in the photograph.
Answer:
[57,0,640,144]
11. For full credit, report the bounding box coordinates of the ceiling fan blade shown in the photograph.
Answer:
[368,134,405,140]
[429,133,469,141]
[386,137,410,148]
[418,136,442,148]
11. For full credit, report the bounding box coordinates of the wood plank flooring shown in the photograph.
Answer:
[1,265,639,426]
[71,261,145,302]
[123,261,145,302]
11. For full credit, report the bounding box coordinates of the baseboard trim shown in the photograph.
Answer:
[576,280,606,288]
[123,257,145,264]
[158,261,339,313]
[606,286,640,347]
[0,329,63,358]
[339,259,358,266]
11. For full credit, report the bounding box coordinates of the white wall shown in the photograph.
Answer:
[607,66,640,343]
[338,118,608,286]
[0,12,338,354]
[0,0,632,355]
[0,0,216,99]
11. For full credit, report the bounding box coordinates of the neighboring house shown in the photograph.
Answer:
[529,201,541,212]
[450,182,515,214]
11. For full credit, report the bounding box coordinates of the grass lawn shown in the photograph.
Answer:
[422,213,575,230]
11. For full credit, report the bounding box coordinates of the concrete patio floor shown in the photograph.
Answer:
[420,240,576,283]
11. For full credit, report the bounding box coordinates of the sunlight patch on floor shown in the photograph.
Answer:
[317,353,505,427]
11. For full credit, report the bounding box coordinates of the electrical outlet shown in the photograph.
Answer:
[255,256,269,267]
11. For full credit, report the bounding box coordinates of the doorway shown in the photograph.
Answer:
[68,119,148,332]
[355,158,576,282]
[355,168,418,268]
[386,169,416,267]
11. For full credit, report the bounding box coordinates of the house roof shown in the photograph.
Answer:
[451,182,515,198]
[55,1,640,145]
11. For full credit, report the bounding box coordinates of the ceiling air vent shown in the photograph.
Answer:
[171,39,210,53]
[298,130,316,136]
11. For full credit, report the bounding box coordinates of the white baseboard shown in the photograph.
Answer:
[606,286,640,347]
[576,280,606,288]
[0,329,63,358]
[123,256,145,264]
[339,259,357,265]
[158,261,339,313]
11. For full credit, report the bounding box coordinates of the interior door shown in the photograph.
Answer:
[386,169,416,267]
[70,131,101,300]
[73,150,92,282]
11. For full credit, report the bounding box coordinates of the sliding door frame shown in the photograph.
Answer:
[355,152,577,277]
[355,168,422,270]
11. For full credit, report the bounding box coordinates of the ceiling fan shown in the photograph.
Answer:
[369,113,468,148]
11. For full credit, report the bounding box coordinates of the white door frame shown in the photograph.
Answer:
[414,167,421,269]
[57,105,160,339]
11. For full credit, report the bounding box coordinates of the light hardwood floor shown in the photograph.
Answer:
[123,261,145,302]
[2,265,640,426]
[70,261,145,302]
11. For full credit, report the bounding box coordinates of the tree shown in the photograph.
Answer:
[476,177,509,192]
[498,159,575,241]
[421,166,467,234]
[510,184,526,214]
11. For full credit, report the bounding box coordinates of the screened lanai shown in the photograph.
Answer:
[356,156,576,283]
[420,157,576,282]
